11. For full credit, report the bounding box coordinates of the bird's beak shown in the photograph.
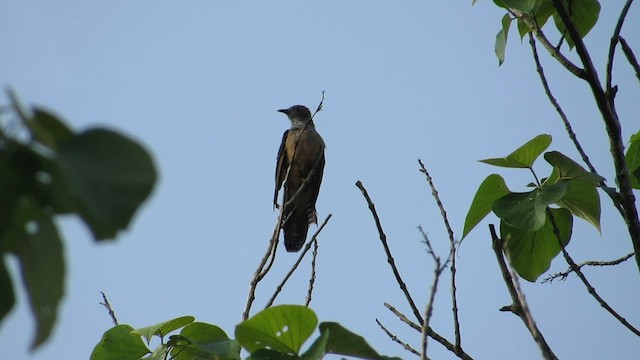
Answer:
[277,108,288,114]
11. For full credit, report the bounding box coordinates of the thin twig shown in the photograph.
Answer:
[546,212,640,336]
[355,180,423,324]
[376,319,422,357]
[418,159,462,349]
[605,0,635,96]
[384,303,474,360]
[553,0,640,273]
[418,227,448,360]
[542,252,635,283]
[99,291,118,326]
[489,225,559,360]
[265,215,332,309]
[528,34,625,216]
[619,37,640,83]
[305,238,319,307]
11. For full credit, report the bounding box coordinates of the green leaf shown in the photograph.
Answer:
[90,325,150,360]
[171,322,241,360]
[55,128,158,240]
[235,305,318,354]
[132,315,195,343]
[0,258,16,327]
[502,207,572,281]
[556,180,601,232]
[495,14,513,66]
[8,197,65,349]
[544,151,604,184]
[300,329,331,360]
[493,181,569,231]
[30,108,75,149]
[480,134,552,168]
[247,349,298,360]
[553,0,600,48]
[319,322,401,360]
[502,0,536,12]
[625,130,640,189]
[463,174,510,239]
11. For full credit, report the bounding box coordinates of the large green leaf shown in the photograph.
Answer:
[55,128,158,240]
[502,208,572,281]
[0,258,16,327]
[171,322,241,360]
[132,315,195,343]
[90,325,150,360]
[318,322,401,360]
[625,130,640,189]
[556,180,600,232]
[553,0,601,48]
[495,14,513,66]
[463,174,510,239]
[8,197,65,349]
[493,181,569,231]
[235,305,318,354]
[480,134,552,168]
[544,151,604,184]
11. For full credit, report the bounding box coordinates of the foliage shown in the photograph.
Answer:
[463,134,605,281]
[91,305,400,360]
[0,90,158,349]
[492,0,601,64]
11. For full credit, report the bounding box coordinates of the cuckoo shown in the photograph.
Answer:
[274,105,325,252]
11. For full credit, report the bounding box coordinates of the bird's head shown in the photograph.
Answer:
[278,105,312,123]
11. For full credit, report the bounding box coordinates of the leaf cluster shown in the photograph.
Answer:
[462,134,612,281]
[91,305,400,360]
[493,0,601,64]
[0,90,158,349]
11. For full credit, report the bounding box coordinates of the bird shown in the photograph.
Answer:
[274,105,326,252]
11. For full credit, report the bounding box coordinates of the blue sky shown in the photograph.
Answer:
[1,1,639,359]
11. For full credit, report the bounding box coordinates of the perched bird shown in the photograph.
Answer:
[274,105,326,252]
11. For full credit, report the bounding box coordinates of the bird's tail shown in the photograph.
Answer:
[283,212,310,252]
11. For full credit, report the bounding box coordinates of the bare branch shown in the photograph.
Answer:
[489,225,559,360]
[265,215,332,309]
[384,303,474,360]
[619,36,640,83]
[605,0,635,95]
[99,291,118,326]
[546,212,640,336]
[418,159,462,349]
[418,228,447,360]
[355,180,423,324]
[542,252,635,283]
[376,319,422,357]
[305,238,319,307]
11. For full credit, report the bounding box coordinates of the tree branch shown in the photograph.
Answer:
[542,252,635,283]
[417,159,462,350]
[553,0,640,273]
[605,0,635,95]
[546,211,640,336]
[376,319,422,357]
[355,180,423,324]
[619,36,640,83]
[489,225,559,360]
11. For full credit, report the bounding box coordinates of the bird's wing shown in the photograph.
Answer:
[306,150,325,224]
[274,129,289,208]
